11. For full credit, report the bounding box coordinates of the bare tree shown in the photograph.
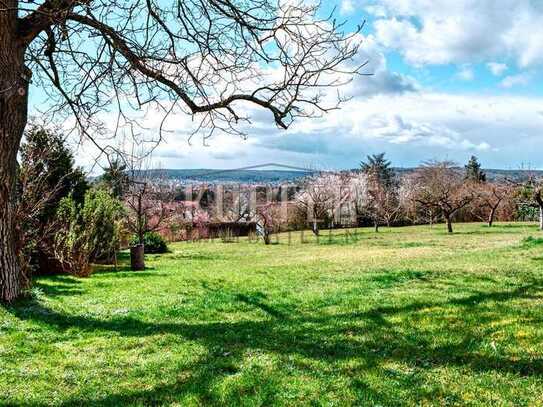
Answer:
[508,174,543,230]
[295,173,349,236]
[0,0,363,301]
[365,170,401,232]
[410,161,476,233]
[472,182,513,227]
[398,174,420,224]
[532,182,543,231]
[348,172,368,226]
[255,203,282,245]
[124,167,176,270]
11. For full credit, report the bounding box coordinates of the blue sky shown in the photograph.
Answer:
[38,0,543,171]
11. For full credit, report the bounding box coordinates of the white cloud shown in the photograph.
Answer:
[74,92,543,172]
[487,62,508,76]
[500,73,531,88]
[369,0,543,68]
[457,65,474,81]
[345,34,419,97]
[340,0,355,15]
[249,92,543,166]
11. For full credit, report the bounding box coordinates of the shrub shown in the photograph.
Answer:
[53,190,124,276]
[83,189,125,263]
[131,232,168,254]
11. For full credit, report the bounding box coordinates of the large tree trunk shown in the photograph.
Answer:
[539,206,543,231]
[0,11,30,302]
[130,244,145,271]
[374,222,379,233]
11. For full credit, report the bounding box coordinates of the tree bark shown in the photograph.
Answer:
[374,222,379,233]
[445,215,453,233]
[311,220,319,236]
[130,244,145,270]
[534,188,543,231]
[488,207,496,228]
[1,9,30,302]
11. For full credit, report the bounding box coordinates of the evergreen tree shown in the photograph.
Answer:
[19,126,89,222]
[17,126,90,275]
[361,153,395,187]
[464,156,486,182]
[101,157,129,199]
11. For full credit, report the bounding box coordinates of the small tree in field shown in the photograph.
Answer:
[124,178,176,269]
[536,191,543,230]
[256,203,282,245]
[362,154,399,231]
[411,161,476,233]
[525,179,543,230]
[365,173,402,232]
[472,182,513,227]
[295,173,350,236]
[349,172,369,226]
[398,174,431,225]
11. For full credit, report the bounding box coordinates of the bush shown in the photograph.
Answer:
[131,232,168,254]
[83,189,125,263]
[53,190,124,276]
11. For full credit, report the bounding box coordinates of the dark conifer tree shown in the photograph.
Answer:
[361,153,395,187]
[464,156,486,182]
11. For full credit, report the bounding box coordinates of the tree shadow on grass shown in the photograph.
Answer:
[33,275,84,297]
[6,279,543,405]
[234,292,286,319]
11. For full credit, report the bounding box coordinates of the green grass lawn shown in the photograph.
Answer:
[2,223,543,406]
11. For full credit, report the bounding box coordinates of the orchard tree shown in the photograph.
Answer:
[473,182,513,227]
[362,154,399,231]
[349,172,368,226]
[124,166,177,270]
[0,1,363,301]
[255,203,283,245]
[411,161,476,233]
[519,175,543,230]
[534,184,543,231]
[365,171,401,232]
[296,175,335,236]
[296,173,350,236]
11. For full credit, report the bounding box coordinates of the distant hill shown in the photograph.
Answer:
[134,167,543,184]
[394,168,543,182]
[136,168,317,184]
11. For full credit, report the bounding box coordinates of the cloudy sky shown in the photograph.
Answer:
[44,0,543,171]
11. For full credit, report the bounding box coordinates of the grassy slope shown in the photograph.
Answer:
[2,223,543,406]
